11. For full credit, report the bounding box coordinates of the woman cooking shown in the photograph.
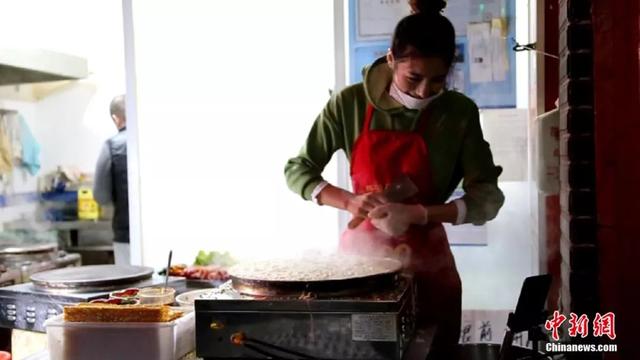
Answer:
[285,1,504,358]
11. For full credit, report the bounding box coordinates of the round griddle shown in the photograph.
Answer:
[31,265,154,293]
[0,243,57,255]
[228,256,403,297]
[0,243,58,267]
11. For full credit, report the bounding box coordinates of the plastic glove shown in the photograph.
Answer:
[369,203,427,237]
[346,192,387,228]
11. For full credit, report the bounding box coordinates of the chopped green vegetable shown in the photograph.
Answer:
[194,250,236,267]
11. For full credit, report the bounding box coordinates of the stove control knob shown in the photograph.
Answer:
[26,306,36,312]
[230,332,246,345]
[6,316,16,322]
[6,310,16,316]
[26,317,36,324]
[5,305,16,310]
[210,320,224,330]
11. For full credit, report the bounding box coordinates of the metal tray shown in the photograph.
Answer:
[30,265,154,292]
[0,243,57,255]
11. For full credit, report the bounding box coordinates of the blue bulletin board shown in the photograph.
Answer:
[348,0,517,108]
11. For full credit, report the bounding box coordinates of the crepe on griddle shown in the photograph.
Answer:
[228,255,402,282]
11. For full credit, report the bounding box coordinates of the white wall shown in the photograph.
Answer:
[0,0,126,174]
[0,0,126,225]
[449,0,538,311]
[444,108,537,310]
[129,0,337,267]
[128,0,540,303]
[452,182,536,310]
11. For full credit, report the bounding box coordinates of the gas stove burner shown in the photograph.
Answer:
[30,265,154,293]
[195,277,416,360]
[200,279,412,303]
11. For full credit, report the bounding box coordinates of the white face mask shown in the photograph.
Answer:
[389,82,443,110]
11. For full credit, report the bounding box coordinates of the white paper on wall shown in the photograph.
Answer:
[490,18,509,82]
[480,109,529,182]
[467,22,493,83]
[357,0,411,41]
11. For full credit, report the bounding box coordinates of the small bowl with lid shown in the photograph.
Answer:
[138,287,176,305]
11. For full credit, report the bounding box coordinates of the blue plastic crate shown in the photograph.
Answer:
[40,190,78,203]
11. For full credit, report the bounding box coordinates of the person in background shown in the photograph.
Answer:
[94,95,130,265]
[285,1,504,358]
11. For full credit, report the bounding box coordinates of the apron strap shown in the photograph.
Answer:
[362,103,375,134]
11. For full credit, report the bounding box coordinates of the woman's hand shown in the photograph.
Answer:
[346,192,387,218]
[346,192,387,228]
[369,203,427,236]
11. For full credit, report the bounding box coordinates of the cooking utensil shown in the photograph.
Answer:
[347,176,419,229]
[164,250,172,294]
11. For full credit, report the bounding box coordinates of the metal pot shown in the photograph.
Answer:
[0,243,58,268]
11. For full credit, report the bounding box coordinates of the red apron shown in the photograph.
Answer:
[339,104,462,357]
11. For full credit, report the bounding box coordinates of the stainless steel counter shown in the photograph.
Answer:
[3,220,111,232]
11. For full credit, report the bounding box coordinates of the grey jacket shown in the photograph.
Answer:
[94,128,129,243]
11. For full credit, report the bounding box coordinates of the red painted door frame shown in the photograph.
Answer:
[593,1,640,359]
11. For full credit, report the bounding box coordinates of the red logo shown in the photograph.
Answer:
[593,312,617,340]
[545,310,567,341]
[568,313,589,338]
[545,311,617,341]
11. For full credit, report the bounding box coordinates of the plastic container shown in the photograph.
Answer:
[44,311,195,360]
[175,288,215,307]
[138,287,176,305]
[40,190,78,221]
[77,187,99,220]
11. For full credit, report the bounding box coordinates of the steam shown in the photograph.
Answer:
[339,221,412,267]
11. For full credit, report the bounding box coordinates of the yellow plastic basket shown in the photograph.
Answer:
[77,187,100,220]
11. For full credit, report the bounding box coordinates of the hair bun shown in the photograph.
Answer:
[414,0,447,14]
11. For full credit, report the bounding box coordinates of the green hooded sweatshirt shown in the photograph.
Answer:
[285,57,504,225]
